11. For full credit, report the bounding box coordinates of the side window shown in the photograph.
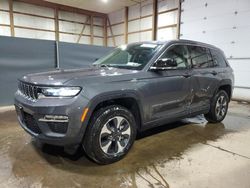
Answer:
[160,45,189,69]
[188,46,213,68]
[210,49,228,67]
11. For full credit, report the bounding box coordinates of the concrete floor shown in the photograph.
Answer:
[0,102,250,188]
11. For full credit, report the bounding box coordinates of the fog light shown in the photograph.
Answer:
[38,115,69,123]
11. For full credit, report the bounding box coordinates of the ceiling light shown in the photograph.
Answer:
[101,0,108,3]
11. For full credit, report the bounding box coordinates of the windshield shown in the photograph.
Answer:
[93,43,162,70]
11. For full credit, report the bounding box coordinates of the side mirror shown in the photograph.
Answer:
[150,58,177,71]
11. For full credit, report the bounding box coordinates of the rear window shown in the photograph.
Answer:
[188,46,213,68]
[210,49,228,67]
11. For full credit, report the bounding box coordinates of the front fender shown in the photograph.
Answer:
[80,90,144,138]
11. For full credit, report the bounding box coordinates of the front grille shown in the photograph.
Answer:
[18,81,38,100]
[47,122,68,134]
[23,112,41,134]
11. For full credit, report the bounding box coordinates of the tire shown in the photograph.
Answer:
[83,105,137,164]
[205,90,229,123]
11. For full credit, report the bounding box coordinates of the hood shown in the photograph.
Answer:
[20,67,139,86]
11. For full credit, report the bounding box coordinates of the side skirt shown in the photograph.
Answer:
[140,109,209,132]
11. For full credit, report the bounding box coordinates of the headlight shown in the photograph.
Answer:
[39,87,81,98]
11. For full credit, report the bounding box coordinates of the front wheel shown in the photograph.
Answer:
[83,105,137,164]
[205,90,229,123]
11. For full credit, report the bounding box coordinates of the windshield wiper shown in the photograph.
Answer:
[99,64,111,68]
[92,64,110,68]
[94,64,138,70]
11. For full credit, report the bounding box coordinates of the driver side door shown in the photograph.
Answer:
[142,44,192,127]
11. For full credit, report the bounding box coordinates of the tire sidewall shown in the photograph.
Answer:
[212,90,229,122]
[85,105,137,164]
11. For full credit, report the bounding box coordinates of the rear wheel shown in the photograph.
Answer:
[205,90,229,123]
[83,105,137,164]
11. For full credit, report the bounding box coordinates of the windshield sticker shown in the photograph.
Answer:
[119,45,127,50]
[140,44,158,48]
[127,62,141,67]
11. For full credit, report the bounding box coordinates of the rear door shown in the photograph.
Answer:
[187,45,219,113]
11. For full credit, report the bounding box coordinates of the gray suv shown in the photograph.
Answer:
[15,40,234,164]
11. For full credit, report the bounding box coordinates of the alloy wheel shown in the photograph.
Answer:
[99,116,131,155]
[215,95,227,119]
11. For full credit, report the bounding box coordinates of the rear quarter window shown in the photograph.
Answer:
[210,49,228,68]
[188,46,213,68]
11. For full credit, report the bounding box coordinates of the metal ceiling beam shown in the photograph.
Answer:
[9,0,15,37]
[176,0,182,39]
[103,17,107,46]
[124,7,128,44]
[152,0,158,40]
[54,7,59,41]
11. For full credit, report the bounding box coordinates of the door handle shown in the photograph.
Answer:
[211,71,217,75]
[183,73,191,78]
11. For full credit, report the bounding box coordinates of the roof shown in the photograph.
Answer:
[130,39,220,51]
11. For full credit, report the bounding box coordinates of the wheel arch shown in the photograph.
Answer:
[214,79,233,99]
[81,91,144,139]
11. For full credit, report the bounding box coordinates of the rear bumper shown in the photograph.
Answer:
[14,92,90,146]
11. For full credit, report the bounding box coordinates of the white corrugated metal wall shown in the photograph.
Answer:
[107,0,179,47]
[107,8,125,46]
[14,1,55,40]
[180,0,250,100]
[1,0,179,47]
[0,0,12,36]
[127,0,153,43]
[0,0,105,46]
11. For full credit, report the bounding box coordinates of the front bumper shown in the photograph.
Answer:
[14,92,90,146]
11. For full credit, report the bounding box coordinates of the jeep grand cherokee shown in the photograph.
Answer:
[15,40,234,164]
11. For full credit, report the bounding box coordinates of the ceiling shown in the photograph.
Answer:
[45,0,139,14]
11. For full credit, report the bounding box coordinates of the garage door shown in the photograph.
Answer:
[180,0,250,101]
